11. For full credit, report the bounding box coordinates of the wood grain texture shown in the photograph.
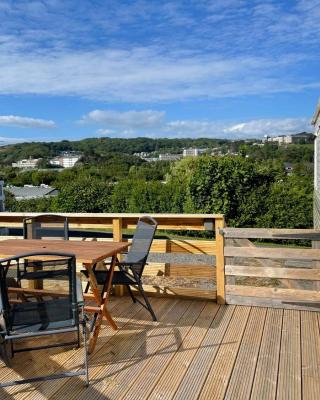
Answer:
[215,218,225,304]
[222,227,320,240]
[226,264,320,280]
[0,300,318,400]
[225,246,320,260]
[226,285,320,303]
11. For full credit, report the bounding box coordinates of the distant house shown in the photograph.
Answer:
[50,152,81,168]
[12,158,41,169]
[6,185,59,201]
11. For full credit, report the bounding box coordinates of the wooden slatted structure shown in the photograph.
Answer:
[0,212,225,302]
[222,227,320,311]
[0,298,319,399]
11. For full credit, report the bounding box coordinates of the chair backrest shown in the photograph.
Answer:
[23,215,69,240]
[125,216,157,277]
[0,251,77,335]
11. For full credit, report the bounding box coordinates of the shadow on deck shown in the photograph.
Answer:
[0,296,319,400]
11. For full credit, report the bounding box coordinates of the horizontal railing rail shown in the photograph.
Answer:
[222,227,320,311]
[0,212,225,302]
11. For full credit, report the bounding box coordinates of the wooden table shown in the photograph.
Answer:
[0,239,130,353]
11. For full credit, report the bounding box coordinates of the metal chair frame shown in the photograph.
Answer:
[0,251,89,388]
[20,215,69,283]
[84,216,158,323]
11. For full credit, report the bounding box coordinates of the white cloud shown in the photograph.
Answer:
[0,136,27,145]
[81,109,165,129]
[0,115,56,129]
[223,118,312,137]
[86,108,312,138]
[0,46,318,103]
[96,128,116,135]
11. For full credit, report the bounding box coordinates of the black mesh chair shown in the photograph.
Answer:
[0,251,89,388]
[23,214,69,241]
[83,216,158,321]
[20,215,69,283]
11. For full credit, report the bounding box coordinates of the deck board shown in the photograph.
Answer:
[0,298,319,400]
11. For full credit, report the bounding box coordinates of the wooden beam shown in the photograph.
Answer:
[215,218,225,304]
[224,246,320,260]
[225,264,320,281]
[226,285,320,302]
[112,217,123,296]
[222,228,320,240]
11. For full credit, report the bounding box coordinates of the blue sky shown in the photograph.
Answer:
[0,0,319,144]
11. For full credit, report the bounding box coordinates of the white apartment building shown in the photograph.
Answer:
[183,148,207,157]
[262,135,292,145]
[12,158,41,169]
[50,153,81,168]
[158,154,182,161]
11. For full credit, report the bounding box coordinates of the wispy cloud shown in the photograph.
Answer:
[83,109,312,139]
[81,110,165,129]
[0,47,318,103]
[0,115,56,129]
[223,118,312,137]
[0,2,318,103]
[0,135,27,145]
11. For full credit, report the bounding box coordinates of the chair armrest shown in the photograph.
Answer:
[76,277,84,306]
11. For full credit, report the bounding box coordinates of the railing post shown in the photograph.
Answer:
[113,217,123,296]
[215,217,225,304]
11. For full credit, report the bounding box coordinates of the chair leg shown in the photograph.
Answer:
[137,283,157,321]
[84,281,90,293]
[90,313,98,333]
[82,309,89,387]
[127,285,136,303]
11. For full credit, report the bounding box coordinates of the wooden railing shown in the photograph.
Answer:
[0,212,225,303]
[221,228,320,311]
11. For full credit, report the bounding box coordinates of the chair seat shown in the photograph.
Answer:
[81,269,137,285]
[9,298,76,334]
[21,269,68,280]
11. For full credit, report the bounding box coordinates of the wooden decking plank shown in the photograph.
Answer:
[250,308,283,400]
[301,311,320,400]
[16,296,146,400]
[73,298,190,400]
[98,299,196,400]
[0,297,126,400]
[224,307,267,400]
[119,301,207,400]
[148,302,220,400]
[173,305,235,400]
[198,306,251,400]
[276,309,301,400]
[46,298,170,400]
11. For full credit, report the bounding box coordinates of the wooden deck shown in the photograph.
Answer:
[0,297,319,400]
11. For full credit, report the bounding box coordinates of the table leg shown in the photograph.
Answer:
[83,262,102,305]
[86,255,118,353]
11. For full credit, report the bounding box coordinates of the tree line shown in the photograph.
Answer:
[4,153,313,229]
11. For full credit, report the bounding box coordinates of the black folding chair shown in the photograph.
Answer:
[20,215,69,283]
[23,214,69,241]
[83,216,158,322]
[0,251,89,388]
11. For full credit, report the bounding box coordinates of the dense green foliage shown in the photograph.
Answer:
[0,138,314,229]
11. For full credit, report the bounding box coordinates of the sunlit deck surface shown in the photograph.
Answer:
[1,296,319,400]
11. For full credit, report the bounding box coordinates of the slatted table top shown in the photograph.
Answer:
[0,239,129,264]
